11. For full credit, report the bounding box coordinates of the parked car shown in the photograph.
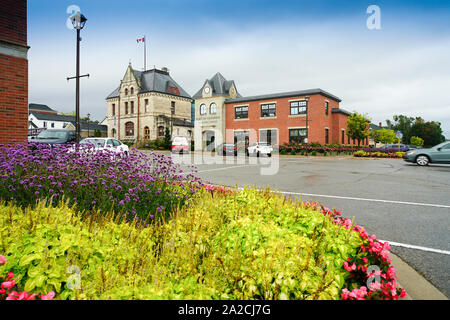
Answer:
[171,136,190,154]
[217,143,238,156]
[403,141,450,166]
[33,129,76,146]
[74,138,129,156]
[380,144,410,152]
[246,142,273,157]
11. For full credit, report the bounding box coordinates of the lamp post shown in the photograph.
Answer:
[67,12,88,143]
[87,113,91,137]
[305,96,310,144]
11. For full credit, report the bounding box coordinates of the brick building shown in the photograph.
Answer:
[0,0,29,144]
[225,89,363,147]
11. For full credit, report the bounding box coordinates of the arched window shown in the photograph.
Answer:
[200,104,206,115]
[210,103,217,114]
[130,87,134,95]
[158,126,165,137]
[125,88,129,96]
[144,126,150,140]
[125,122,134,136]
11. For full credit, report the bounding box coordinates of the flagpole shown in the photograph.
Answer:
[144,35,146,71]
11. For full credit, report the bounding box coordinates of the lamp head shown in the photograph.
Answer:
[71,12,87,30]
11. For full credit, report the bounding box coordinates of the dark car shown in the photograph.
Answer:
[33,129,77,146]
[380,144,410,152]
[403,141,450,166]
[217,143,237,156]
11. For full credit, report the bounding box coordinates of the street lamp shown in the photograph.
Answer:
[87,113,91,137]
[304,96,310,144]
[67,12,89,143]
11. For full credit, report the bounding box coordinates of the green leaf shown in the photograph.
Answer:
[24,278,36,292]
[19,253,41,267]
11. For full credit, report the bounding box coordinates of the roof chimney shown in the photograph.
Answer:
[379,122,382,127]
[161,67,169,73]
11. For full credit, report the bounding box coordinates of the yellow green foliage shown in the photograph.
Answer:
[0,188,362,300]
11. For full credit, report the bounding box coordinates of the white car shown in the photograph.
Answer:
[246,142,273,157]
[171,136,190,154]
[76,138,129,156]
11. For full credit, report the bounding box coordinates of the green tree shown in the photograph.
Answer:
[410,136,424,147]
[346,112,370,146]
[93,129,102,137]
[409,120,444,147]
[164,127,171,149]
[385,115,419,144]
[372,128,396,144]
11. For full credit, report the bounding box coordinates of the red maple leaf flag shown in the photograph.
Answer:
[137,37,145,43]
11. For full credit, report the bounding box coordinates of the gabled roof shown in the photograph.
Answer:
[28,103,58,114]
[192,72,242,99]
[106,67,191,100]
[29,113,107,131]
[226,88,342,104]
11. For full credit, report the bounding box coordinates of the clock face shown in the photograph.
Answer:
[204,87,210,94]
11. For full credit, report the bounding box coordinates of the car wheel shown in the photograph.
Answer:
[268,153,272,158]
[416,155,430,166]
[245,150,249,157]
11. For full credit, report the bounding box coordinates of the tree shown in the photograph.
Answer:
[409,120,444,147]
[346,112,370,146]
[385,115,420,144]
[372,128,396,144]
[410,136,424,147]
[93,129,102,137]
[164,127,171,149]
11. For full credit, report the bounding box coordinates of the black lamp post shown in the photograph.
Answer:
[67,12,88,143]
[305,95,310,144]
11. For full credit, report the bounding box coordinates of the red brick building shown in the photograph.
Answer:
[0,0,29,144]
[225,89,366,147]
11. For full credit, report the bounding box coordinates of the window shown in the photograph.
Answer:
[112,128,116,137]
[342,130,345,144]
[441,143,450,150]
[112,139,122,147]
[144,126,150,140]
[43,122,47,128]
[260,129,278,145]
[210,103,217,114]
[158,126,165,137]
[130,101,134,114]
[125,88,128,96]
[125,122,134,136]
[348,136,350,145]
[200,104,206,115]
[51,123,55,128]
[171,101,175,115]
[325,128,329,144]
[261,103,276,117]
[235,106,248,119]
[145,99,149,113]
[290,101,307,115]
[289,128,307,143]
[106,139,114,146]
[325,101,329,116]
[112,104,116,116]
[125,102,129,114]
[130,87,134,95]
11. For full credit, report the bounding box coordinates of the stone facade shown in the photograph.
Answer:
[106,64,193,143]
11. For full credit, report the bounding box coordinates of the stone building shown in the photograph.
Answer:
[0,0,29,144]
[105,64,193,143]
[192,72,241,151]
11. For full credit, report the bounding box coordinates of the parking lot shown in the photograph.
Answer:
[168,152,450,297]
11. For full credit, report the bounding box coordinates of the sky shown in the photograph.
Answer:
[28,0,450,138]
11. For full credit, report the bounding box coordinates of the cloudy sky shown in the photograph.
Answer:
[28,0,450,137]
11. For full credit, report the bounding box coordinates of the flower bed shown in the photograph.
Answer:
[280,143,363,156]
[354,150,405,159]
[0,142,202,223]
[0,187,405,300]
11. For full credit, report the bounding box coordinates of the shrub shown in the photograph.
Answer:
[311,150,317,156]
[0,142,202,223]
[410,136,424,147]
[290,149,296,155]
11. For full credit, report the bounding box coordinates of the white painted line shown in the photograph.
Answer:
[273,190,450,209]
[379,240,450,256]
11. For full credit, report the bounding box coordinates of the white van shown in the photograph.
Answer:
[171,136,190,154]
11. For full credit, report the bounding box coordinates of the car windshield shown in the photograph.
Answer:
[433,142,450,149]
[80,139,105,147]
[36,131,67,140]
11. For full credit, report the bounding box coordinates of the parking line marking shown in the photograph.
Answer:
[272,190,450,209]
[379,240,450,256]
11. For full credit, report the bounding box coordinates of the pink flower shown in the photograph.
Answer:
[362,257,368,263]
[369,281,382,291]
[40,291,55,300]
[6,291,19,300]
[1,279,16,291]
[0,255,6,265]
[400,288,407,298]
[341,288,350,300]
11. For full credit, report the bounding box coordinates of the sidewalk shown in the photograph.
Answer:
[391,253,448,300]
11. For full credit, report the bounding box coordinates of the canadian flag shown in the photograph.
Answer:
[137,37,145,43]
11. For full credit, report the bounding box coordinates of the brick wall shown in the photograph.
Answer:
[225,93,360,146]
[0,0,28,144]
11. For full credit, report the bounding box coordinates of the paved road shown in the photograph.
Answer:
[169,153,450,297]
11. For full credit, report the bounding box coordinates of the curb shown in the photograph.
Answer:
[390,253,448,300]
